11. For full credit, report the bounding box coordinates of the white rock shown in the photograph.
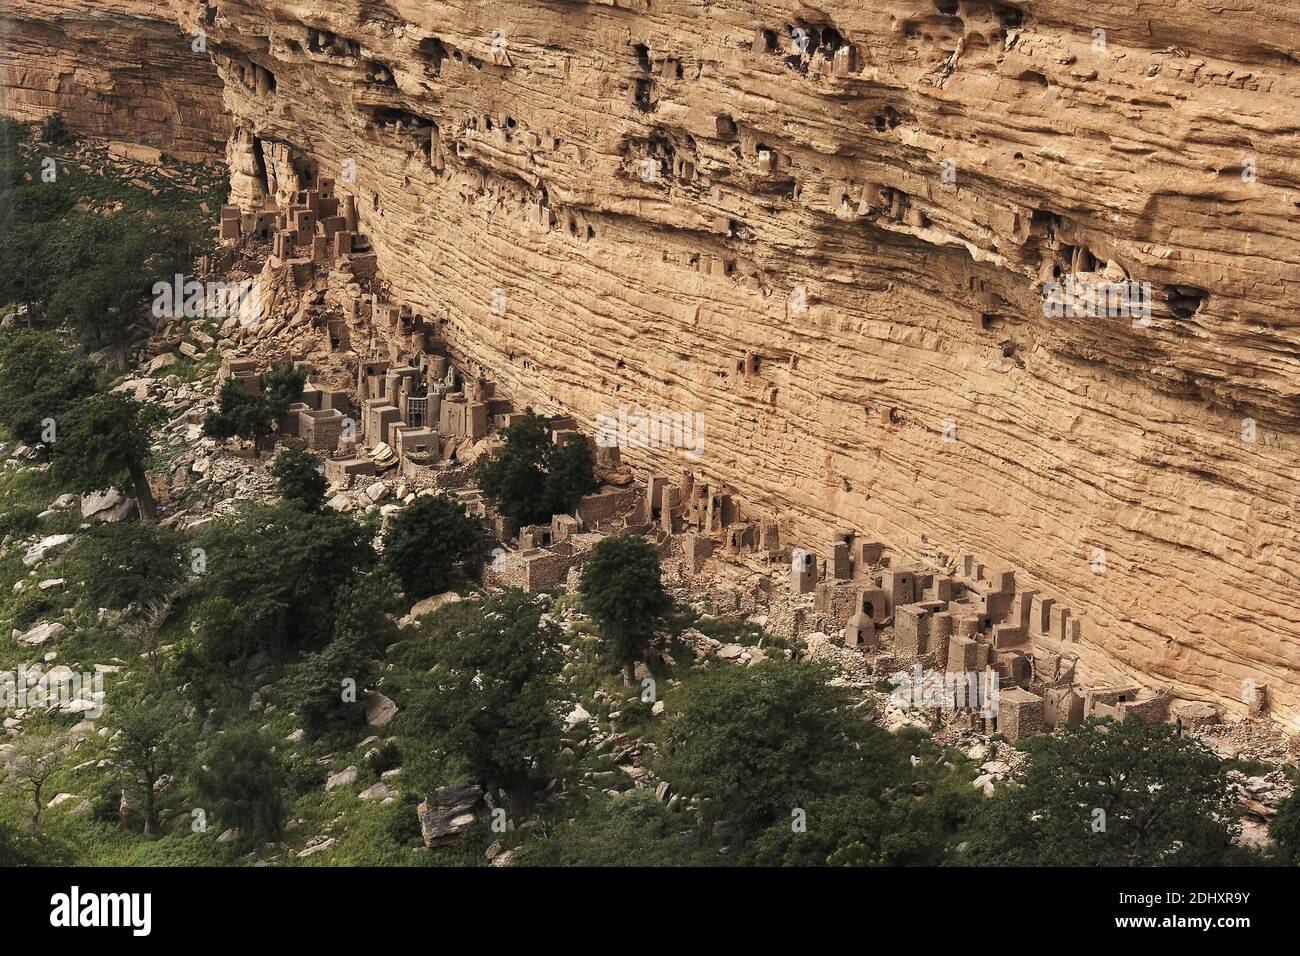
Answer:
[296,837,335,858]
[325,766,358,791]
[364,481,389,502]
[405,591,462,624]
[23,534,74,567]
[564,703,592,731]
[17,621,66,647]
[80,488,123,518]
[359,783,394,801]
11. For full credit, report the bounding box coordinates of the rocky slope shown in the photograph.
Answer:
[0,0,229,161]
[7,1,1300,727]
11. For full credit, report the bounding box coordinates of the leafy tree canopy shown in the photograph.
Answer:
[961,715,1240,866]
[381,493,487,600]
[185,502,376,657]
[64,522,185,610]
[579,534,672,681]
[48,391,161,521]
[204,364,305,453]
[659,659,909,839]
[0,329,98,444]
[270,443,327,511]
[194,726,289,846]
[398,590,564,811]
[477,411,597,527]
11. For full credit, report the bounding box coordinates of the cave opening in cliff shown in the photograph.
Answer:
[417,36,450,76]
[1167,286,1208,319]
[994,4,1025,28]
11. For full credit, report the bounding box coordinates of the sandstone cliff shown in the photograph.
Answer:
[7,1,1300,727]
[0,0,229,161]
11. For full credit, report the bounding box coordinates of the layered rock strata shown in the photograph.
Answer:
[1,0,229,161]
[8,1,1300,726]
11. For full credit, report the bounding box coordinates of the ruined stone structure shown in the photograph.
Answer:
[5,0,1299,727]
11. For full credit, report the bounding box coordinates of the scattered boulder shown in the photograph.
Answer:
[403,591,462,626]
[325,766,358,792]
[417,783,484,846]
[364,693,398,727]
[23,534,74,567]
[296,836,335,858]
[80,489,134,522]
[564,703,592,731]
[16,621,66,647]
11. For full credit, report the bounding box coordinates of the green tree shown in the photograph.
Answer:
[3,731,66,826]
[270,443,327,511]
[281,574,399,737]
[185,502,376,657]
[0,330,97,444]
[399,590,564,814]
[204,364,305,454]
[659,660,908,840]
[381,494,487,600]
[106,689,191,836]
[962,715,1240,866]
[65,522,185,610]
[41,112,71,145]
[477,411,597,526]
[514,791,719,866]
[1269,791,1300,864]
[579,535,672,682]
[194,727,289,845]
[48,391,161,522]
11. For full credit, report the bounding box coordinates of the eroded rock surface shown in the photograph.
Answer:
[1,0,229,161]
[6,1,1300,726]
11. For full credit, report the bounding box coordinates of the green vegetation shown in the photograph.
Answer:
[194,727,290,846]
[579,534,672,682]
[961,715,1241,866]
[398,590,564,816]
[381,493,487,599]
[63,523,185,610]
[0,330,97,444]
[183,501,376,659]
[270,443,328,511]
[204,364,306,453]
[477,411,597,526]
[1269,790,1300,864]
[1,120,221,351]
[49,391,162,522]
